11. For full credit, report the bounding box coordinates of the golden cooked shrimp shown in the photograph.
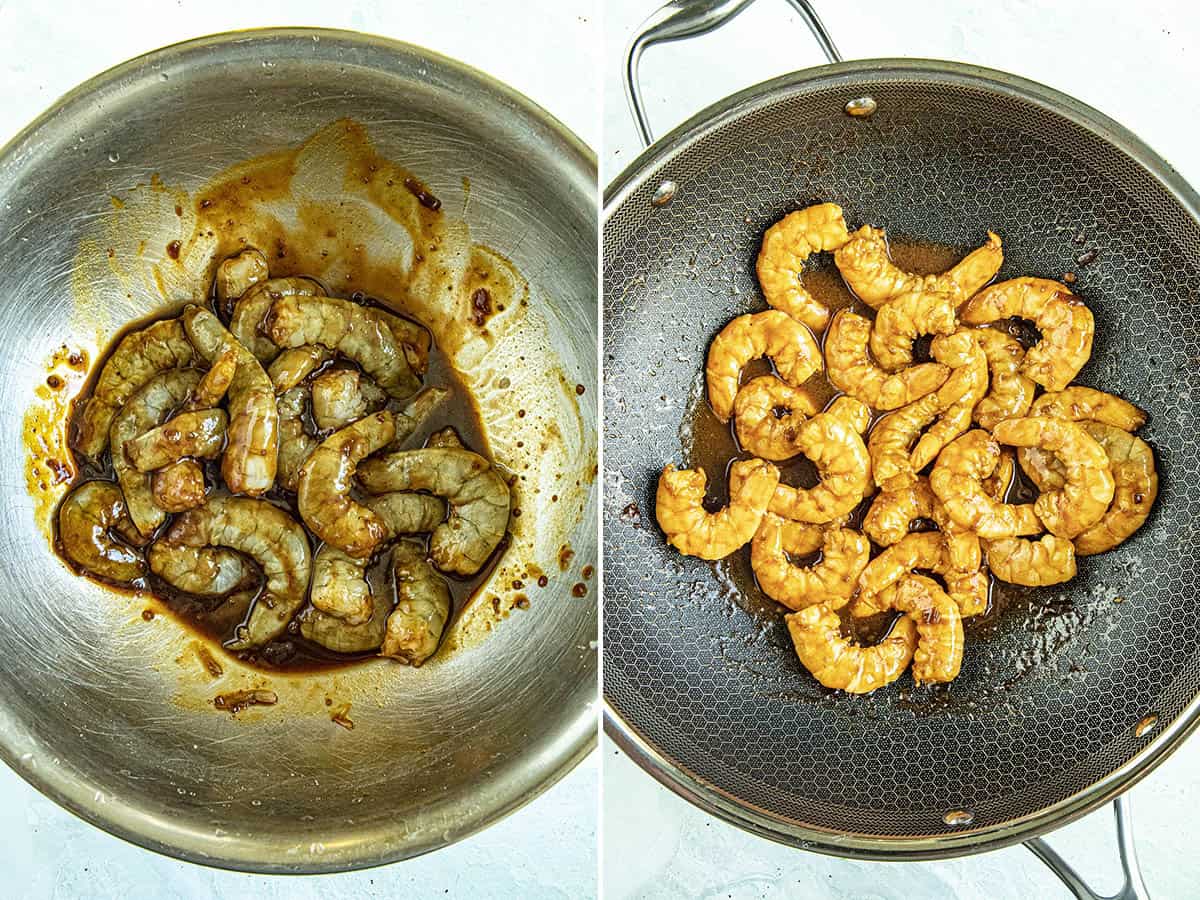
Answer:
[1073,423,1158,555]
[151,460,207,513]
[381,540,452,666]
[73,318,196,458]
[852,531,983,617]
[960,277,1094,390]
[754,202,850,331]
[310,369,388,432]
[363,492,447,536]
[1028,386,1147,431]
[705,310,822,422]
[229,276,324,362]
[991,417,1114,539]
[266,294,421,400]
[909,330,989,472]
[986,535,1076,585]
[214,248,269,310]
[824,310,949,410]
[651,460,778,560]
[869,290,958,371]
[359,447,512,575]
[891,576,964,684]
[147,541,250,596]
[298,411,396,559]
[862,478,936,546]
[310,545,375,625]
[929,429,1042,538]
[57,481,146,583]
[191,346,238,409]
[276,387,317,493]
[973,328,1036,430]
[183,304,279,496]
[786,605,917,694]
[750,515,869,610]
[125,409,227,472]
[161,496,311,648]
[267,345,332,393]
[732,375,818,461]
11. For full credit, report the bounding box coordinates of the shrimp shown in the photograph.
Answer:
[891,575,964,684]
[869,290,958,371]
[375,308,432,375]
[161,496,311,649]
[1028,386,1147,431]
[359,447,513,575]
[214,248,269,313]
[267,345,332,393]
[973,328,1035,430]
[654,460,778,559]
[960,277,1094,391]
[57,481,146,583]
[732,375,819,461]
[1073,424,1158,555]
[929,429,1042,538]
[862,478,936,547]
[276,387,318,492]
[147,541,250,596]
[229,276,324,362]
[73,317,196,458]
[824,310,949,410]
[835,226,1003,308]
[310,369,388,432]
[750,514,869,610]
[786,604,917,693]
[182,304,279,496]
[986,535,1076,586]
[297,411,396,559]
[909,330,989,472]
[754,202,850,331]
[991,417,1114,538]
[266,294,421,400]
[310,544,375,625]
[300,583,390,653]
[852,531,984,617]
[191,346,238,408]
[705,310,822,422]
[125,409,227,471]
[364,492,447,535]
[393,387,451,447]
[152,460,207,513]
[381,540,452,666]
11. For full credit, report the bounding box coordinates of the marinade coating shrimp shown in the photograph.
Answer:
[300,582,390,653]
[214,248,269,311]
[652,459,778,560]
[381,540,452,666]
[276,388,317,493]
[986,535,1077,586]
[824,310,949,410]
[960,277,1094,391]
[862,478,936,546]
[152,460,207,513]
[125,409,227,471]
[1073,424,1158,555]
[732,375,819,461]
[266,294,421,400]
[298,411,396,559]
[147,541,250,596]
[852,531,982,617]
[929,429,1042,537]
[363,492,448,536]
[161,496,311,649]
[869,290,958,371]
[705,310,822,422]
[230,277,324,362]
[191,346,238,408]
[57,481,146,583]
[74,317,196,458]
[892,576,964,684]
[754,202,850,331]
[973,328,1036,430]
[110,369,203,536]
[182,305,279,496]
[750,514,869,610]
[359,447,512,575]
[375,308,432,375]
[310,545,375,625]
[310,369,388,432]
[267,345,332,393]
[991,417,1114,539]
[1028,387,1147,431]
[835,227,1002,308]
[393,387,451,447]
[786,605,917,694]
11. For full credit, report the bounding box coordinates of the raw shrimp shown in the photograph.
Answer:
[750,514,870,610]
[973,328,1035,430]
[381,540,452,666]
[929,429,1042,537]
[57,481,146,583]
[786,605,917,694]
[891,575,964,684]
[364,492,447,536]
[393,387,450,446]
[869,290,958,371]
[824,310,949,410]
[310,369,388,432]
[960,277,1094,391]
[151,460,207,513]
[266,294,421,400]
[754,202,850,331]
[161,496,311,649]
[705,310,822,422]
[986,535,1076,586]
[267,345,332,393]
[360,447,514,574]
[375,309,432,375]
[310,544,375,625]
[229,276,324,362]
[991,417,1114,539]
[300,582,390,653]
[862,478,936,546]
[74,317,196,458]
[732,375,819,460]
[191,346,238,409]
[182,304,279,496]
[1073,423,1158,555]
[125,409,227,471]
[147,541,250,596]
[852,531,982,617]
[214,248,269,310]
[297,411,396,559]
[1028,386,1147,431]
[276,387,317,492]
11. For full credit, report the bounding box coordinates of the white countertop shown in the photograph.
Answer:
[0,2,598,897]
[601,1,1199,897]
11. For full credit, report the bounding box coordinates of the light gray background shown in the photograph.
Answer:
[602,0,1200,898]
[0,2,599,898]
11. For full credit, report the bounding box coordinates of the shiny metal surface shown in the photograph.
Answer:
[0,29,597,873]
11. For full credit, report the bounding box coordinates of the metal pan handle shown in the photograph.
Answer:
[623,0,844,147]
[1024,796,1150,900]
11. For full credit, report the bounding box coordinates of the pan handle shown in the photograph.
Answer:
[1024,796,1150,900]
[624,0,843,147]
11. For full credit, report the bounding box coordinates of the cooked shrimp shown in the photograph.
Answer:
[267,345,332,393]
[862,478,936,547]
[705,310,823,422]
[991,417,1114,538]
[1028,386,1147,431]
[750,515,869,610]
[754,202,850,331]
[786,605,917,693]
[891,575,963,684]
[182,304,279,496]
[824,310,949,410]
[191,346,238,409]
[162,496,311,649]
[147,541,250,596]
[364,492,447,536]
[310,544,374,625]
[125,409,227,471]
[869,290,958,371]
[929,429,1042,538]
[229,276,324,362]
[852,531,983,617]
[973,328,1035,430]
[276,387,317,493]
[214,248,269,310]
[266,294,421,400]
[73,317,196,458]
[310,369,388,432]
[57,481,146,583]
[960,277,1094,391]
[297,411,396,559]
[986,535,1076,586]
[732,375,818,461]
[1073,424,1158,555]
[151,460,207,513]
[381,540,452,666]
[651,459,779,560]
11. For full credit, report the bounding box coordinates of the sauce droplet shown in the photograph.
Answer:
[1134,714,1158,737]
[942,809,974,827]
[166,240,181,260]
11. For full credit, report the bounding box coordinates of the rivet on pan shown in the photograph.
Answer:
[845,96,878,118]
[651,180,678,207]
[943,809,975,827]
[1134,714,1159,738]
